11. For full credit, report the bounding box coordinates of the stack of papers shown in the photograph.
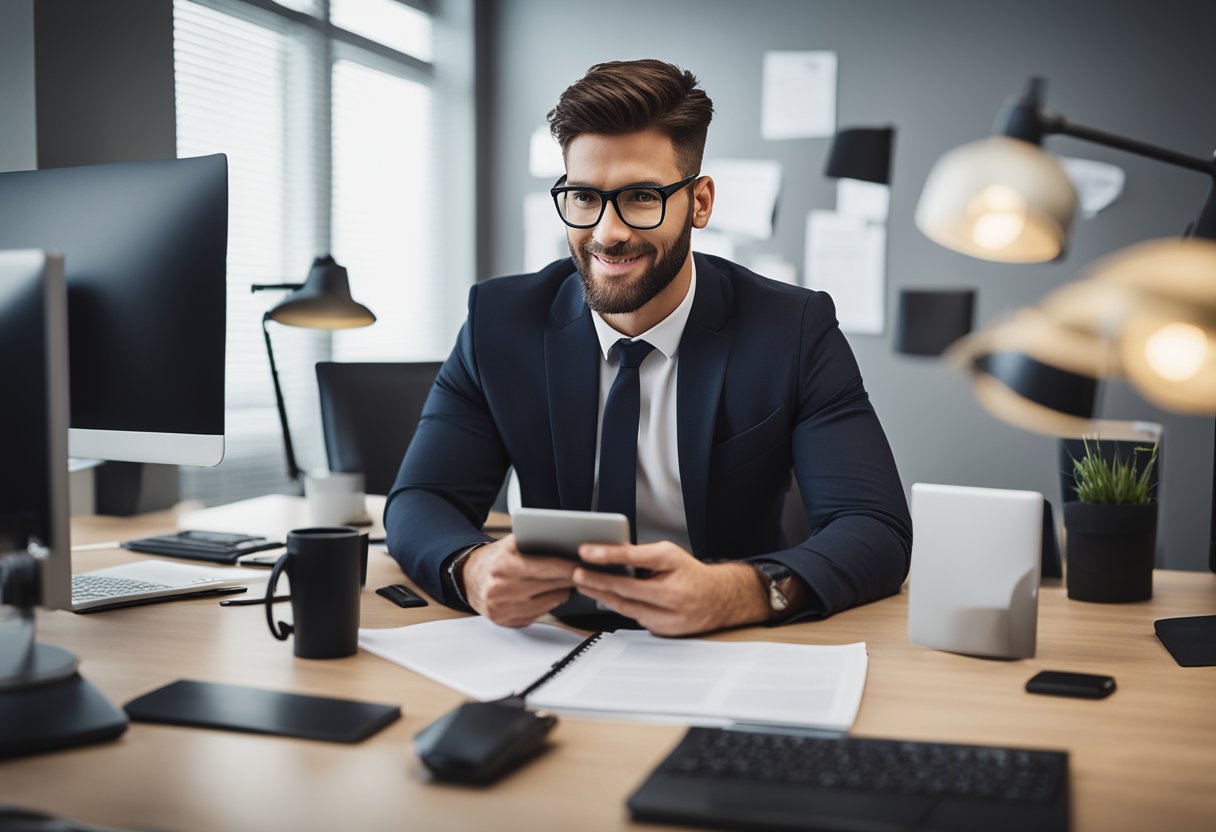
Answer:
[359,617,868,731]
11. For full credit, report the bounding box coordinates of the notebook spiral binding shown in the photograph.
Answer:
[514,631,604,701]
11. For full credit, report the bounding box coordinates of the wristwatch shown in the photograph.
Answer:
[752,562,795,617]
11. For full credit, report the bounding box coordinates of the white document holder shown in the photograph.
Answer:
[908,483,1043,660]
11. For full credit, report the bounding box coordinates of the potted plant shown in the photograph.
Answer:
[1063,437,1159,602]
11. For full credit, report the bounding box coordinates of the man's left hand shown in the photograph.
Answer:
[572,542,769,636]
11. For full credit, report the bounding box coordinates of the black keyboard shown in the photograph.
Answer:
[121,530,282,564]
[628,727,1069,831]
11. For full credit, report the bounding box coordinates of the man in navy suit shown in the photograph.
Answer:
[385,59,911,636]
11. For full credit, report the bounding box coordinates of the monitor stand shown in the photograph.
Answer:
[0,607,128,758]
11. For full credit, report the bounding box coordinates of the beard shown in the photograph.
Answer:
[570,202,693,315]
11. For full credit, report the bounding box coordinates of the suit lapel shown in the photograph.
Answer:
[678,255,733,556]
[545,271,599,510]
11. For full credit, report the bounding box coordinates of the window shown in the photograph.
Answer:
[173,0,473,503]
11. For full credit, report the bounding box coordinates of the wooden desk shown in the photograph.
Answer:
[3,499,1215,831]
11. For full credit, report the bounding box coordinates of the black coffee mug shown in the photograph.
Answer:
[265,527,366,659]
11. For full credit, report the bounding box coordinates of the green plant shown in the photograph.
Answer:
[1071,437,1159,505]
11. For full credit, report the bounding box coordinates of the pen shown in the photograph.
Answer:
[220,594,291,607]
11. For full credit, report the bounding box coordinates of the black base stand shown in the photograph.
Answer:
[0,669,128,758]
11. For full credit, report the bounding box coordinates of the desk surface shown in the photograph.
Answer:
[3,497,1215,832]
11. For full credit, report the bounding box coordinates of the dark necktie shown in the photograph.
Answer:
[596,338,656,544]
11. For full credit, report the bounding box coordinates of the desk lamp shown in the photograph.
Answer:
[916,76,1216,662]
[251,255,375,482]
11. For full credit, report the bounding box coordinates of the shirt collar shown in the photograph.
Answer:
[591,258,697,362]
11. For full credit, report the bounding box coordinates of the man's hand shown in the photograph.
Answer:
[572,542,769,636]
[460,534,577,628]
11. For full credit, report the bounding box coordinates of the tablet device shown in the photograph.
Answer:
[511,508,645,578]
[125,680,400,743]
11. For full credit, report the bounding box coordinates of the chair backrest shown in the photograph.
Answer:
[315,361,443,495]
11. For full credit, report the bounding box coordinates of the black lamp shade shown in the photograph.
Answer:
[894,289,975,356]
[267,255,375,330]
[974,352,1098,420]
[824,127,895,184]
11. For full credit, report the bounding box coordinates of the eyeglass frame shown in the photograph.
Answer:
[549,173,700,230]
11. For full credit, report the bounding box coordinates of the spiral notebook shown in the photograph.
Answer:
[358,617,868,731]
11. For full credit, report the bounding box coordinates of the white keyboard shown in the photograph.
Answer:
[71,573,173,604]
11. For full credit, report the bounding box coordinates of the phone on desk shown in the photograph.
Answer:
[511,507,649,578]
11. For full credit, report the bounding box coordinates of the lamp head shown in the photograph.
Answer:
[266,255,376,330]
[916,135,1078,263]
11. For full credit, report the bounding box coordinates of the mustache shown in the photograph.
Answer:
[581,240,655,259]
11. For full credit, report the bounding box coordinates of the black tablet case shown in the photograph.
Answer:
[125,680,400,743]
[1155,615,1216,667]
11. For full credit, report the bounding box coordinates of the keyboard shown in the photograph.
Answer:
[627,727,1069,832]
[121,530,282,564]
[70,570,237,612]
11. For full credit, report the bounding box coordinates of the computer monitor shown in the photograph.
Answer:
[0,250,71,611]
[0,154,228,466]
[0,250,129,756]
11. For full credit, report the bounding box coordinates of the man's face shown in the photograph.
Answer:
[562,129,699,315]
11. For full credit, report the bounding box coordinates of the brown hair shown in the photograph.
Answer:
[547,59,714,177]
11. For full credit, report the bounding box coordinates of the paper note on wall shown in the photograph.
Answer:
[836,178,890,222]
[701,159,782,239]
[761,51,837,140]
[524,192,568,272]
[529,124,565,179]
[804,210,885,335]
[1059,157,1124,218]
[751,255,798,286]
[692,229,737,261]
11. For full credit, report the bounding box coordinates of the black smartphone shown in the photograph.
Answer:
[376,583,429,608]
[1026,670,1116,699]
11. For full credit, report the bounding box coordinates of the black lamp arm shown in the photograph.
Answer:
[262,312,301,482]
[251,282,304,293]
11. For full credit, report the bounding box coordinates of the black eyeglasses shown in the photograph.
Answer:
[550,174,699,230]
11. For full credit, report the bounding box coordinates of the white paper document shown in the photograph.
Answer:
[761,51,837,140]
[805,210,886,335]
[701,159,782,239]
[1060,157,1125,217]
[523,191,569,273]
[528,123,566,179]
[359,617,869,731]
[836,178,890,222]
[751,255,799,286]
[692,228,737,261]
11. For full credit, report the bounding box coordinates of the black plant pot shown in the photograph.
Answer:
[1063,501,1157,603]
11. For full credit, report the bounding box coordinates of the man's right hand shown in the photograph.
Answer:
[460,534,577,628]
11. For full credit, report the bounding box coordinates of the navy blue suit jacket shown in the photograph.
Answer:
[385,254,912,619]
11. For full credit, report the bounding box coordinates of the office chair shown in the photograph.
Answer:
[315,361,443,496]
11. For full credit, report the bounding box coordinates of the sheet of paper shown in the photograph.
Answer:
[531,631,868,731]
[1060,157,1125,217]
[701,159,782,239]
[836,178,890,221]
[805,210,885,335]
[751,255,798,286]
[523,191,569,273]
[528,123,565,179]
[359,617,584,700]
[761,51,837,140]
[692,228,737,261]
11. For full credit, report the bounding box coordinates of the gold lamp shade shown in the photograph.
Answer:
[266,255,376,330]
[915,136,1078,263]
[1084,238,1216,413]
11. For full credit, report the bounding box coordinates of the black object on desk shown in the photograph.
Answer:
[122,530,283,564]
[1155,615,1216,666]
[0,674,129,759]
[125,679,400,743]
[413,700,556,785]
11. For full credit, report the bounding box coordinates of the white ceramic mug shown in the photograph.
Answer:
[303,470,369,526]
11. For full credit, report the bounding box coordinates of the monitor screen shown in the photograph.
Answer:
[0,251,71,609]
[0,155,227,467]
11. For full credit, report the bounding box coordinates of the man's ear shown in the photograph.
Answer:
[691,176,715,229]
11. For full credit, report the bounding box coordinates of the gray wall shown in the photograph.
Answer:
[479,0,1216,570]
[0,0,37,172]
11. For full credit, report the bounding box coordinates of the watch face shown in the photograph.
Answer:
[769,583,790,612]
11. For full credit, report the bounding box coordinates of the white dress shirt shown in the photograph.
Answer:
[589,261,696,551]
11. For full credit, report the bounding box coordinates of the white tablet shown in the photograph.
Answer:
[510,507,642,577]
